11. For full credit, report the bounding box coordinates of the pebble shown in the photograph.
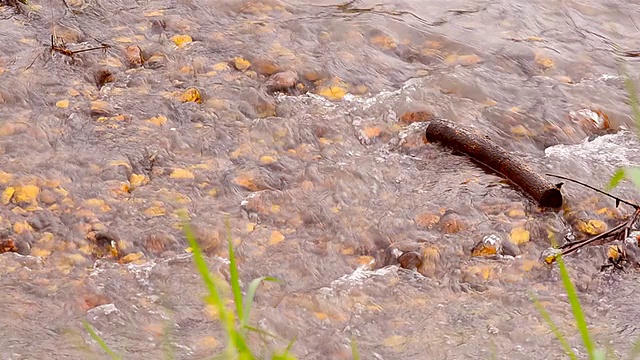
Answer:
[265,70,299,93]
[123,45,144,68]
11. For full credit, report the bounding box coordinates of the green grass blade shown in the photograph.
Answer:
[608,168,626,190]
[225,217,244,322]
[629,336,640,359]
[180,213,228,325]
[609,167,640,191]
[271,353,297,360]
[285,337,296,352]
[350,337,360,360]
[270,337,297,360]
[593,348,606,360]
[241,276,281,329]
[624,76,640,132]
[531,295,578,360]
[624,167,640,189]
[162,318,175,360]
[82,320,122,360]
[556,255,595,359]
[242,325,277,338]
[179,211,250,358]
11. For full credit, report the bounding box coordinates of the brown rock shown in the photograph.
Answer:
[144,232,178,255]
[145,53,166,69]
[265,70,299,93]
[94,69,115,89]
[123,45,144,68]
[53,25,82,44]
[398,251,423,270]
[90,100,115,116]
[0,238,18,254]
[414,212,440,229]
[302,70,324,82]
[399,110,434,124]
[252,58,281,75]
[39,189,57,205]
[438,210,465,234]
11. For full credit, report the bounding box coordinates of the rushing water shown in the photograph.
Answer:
[1,0,640,358]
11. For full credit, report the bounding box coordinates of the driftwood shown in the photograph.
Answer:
[425,119,563,208]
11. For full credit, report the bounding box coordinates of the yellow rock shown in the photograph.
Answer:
[129,173,149,187]
[56,99,70,108]
[170,168,195,179]
[147,115,168,126]
[268,230,285,245]
[509,226,530,245]
[207,188,218,197]
[525,36,544,42]
[144,205,166,217]
[341,247,354,255]
[535,54,554,69]
[246,223,256,232]
[85,198,111,212]
[511,125,532,136]
[172,34,193,47]
[31,247,52,258]
[120,252,144,263]
[457,54,482,65]
[370,34,397,49]
[68,88,80,97]
[314,312,329,320]
[144,10,164,16]
[259,155,277,165]
[483,98,498,106]
[179,88,202,103]
[507,209,526,218]
[2,187,15,205]
[12,206,27,215]
[179,65,193,74]
[233,57,251,71]
[383,335,406,349]
[39,232,55,243]
[197,336,220,350]
[316,86,347,101]
[109,159,132,170]
[234,176,259,191]
[0,171,12,184]
[444,54,458,64]
[212,62,231,72]
[577,219,607,235]
[13,185,39,204]
[100,56,123,68]
[90,101,112,116]
[363,126,382,138]
[13,221,33,234]
[115,37,134,43]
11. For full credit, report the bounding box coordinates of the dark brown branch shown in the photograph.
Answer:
[425,119,563,208]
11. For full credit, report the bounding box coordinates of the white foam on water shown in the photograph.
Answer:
[544,130,640,168]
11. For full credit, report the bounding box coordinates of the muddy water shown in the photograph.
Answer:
[1,0,640,358]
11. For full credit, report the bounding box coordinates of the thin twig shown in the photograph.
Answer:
[546,173,639,209]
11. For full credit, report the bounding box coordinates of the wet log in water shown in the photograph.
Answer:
[425,119,563,209]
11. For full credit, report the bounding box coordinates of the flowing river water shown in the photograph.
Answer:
[1,0,640,359]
